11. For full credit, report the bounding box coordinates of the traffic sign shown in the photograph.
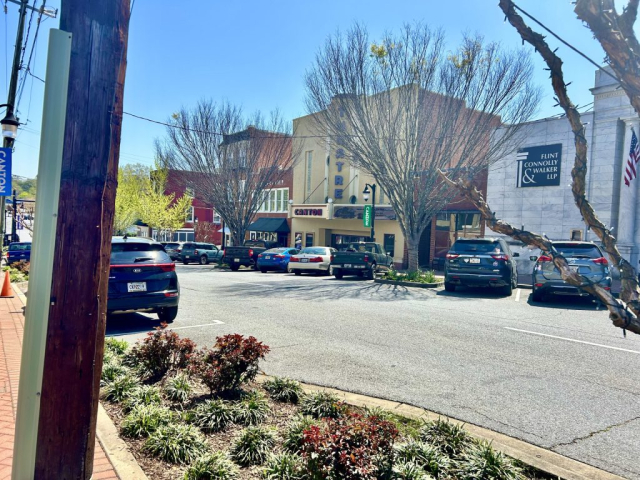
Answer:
[363,204,372,227]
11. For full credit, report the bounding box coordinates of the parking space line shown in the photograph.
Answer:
[515,288,521,302]
[504,327,640,354]
[170,321,225,330]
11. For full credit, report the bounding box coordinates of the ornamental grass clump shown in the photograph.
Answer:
[101,374,138,403]
[184,451,239,480]
[456,440,524,480]
[164,373,193,404]
[190,399,235,433]
[419,419,471,457]
[123,385,163,412]
[143,423,209,465]
[230,426,277,466]
[189,334,270,395]
[129,328,196,377]
[101,361,130,385]
[394,440,450,478]
[299,391,344,419]
[263,377,303,404]
[233,390,270,426]
[262,452,305,480]
[392,461,434,480]
[121,404,173,438]
[105,337,129,357]
[282,415,320,453]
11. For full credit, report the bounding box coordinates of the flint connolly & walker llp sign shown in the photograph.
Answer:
[516,144,562,188]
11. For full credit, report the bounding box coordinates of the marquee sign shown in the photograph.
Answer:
[516,144,562,188]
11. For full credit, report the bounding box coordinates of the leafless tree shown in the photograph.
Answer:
[441,1,640,336]
[304,24,540,270]
[156,101,294,245]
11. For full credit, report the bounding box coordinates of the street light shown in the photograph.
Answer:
[363,183,376,241]
[0,104,19,144]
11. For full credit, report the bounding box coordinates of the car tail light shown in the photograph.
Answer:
[364,255,369,262]
[194,249,199,255]
[177,247,182,252]
[538,255,553,263]
[534,283,543,287]
[164,291,179,297]
[159,263,175,272]
[274,254,285,259]
[310,256,323,263]
[604,286,611,291]
[290,256,299,262]
[110,263,175,272]
[249,249,254,257]
[258,254,263,258]
[491,254,509,261]
[330,255,334,262]
[592,257,608,265]
[446,253,459,259]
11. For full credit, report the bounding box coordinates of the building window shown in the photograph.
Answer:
[185,187,194,197]
[186,206,194,223]
[259,188,290,212]
[305,151,313,194]
[305,233,314,247]
[383,234,395,257]
[213,211,221,224]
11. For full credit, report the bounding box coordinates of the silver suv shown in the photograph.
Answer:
[531,241,611,302]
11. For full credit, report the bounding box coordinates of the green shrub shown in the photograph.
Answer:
[394,440,450,478]
[105,337,129,357]
[392,461,434,480]
[165,373,193,403]
[456,441,524,480]
[130,329,196,377]
[123,385,163,411]
[191,399,235,433]
[233,391,270,426]
[101,362,130,384]
[262,452,305,480]
[230,426,277,466]
[101,374,138,403]
[299,391,344,419]
[383,270,437,284]
[282,415,320,453]
[121,404,173,438]
[419,419,471,457]
[263,377,303,404]
[184,451,239,480]
[143,424,209,465]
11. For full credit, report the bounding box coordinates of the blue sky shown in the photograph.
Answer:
[2,0,617,178]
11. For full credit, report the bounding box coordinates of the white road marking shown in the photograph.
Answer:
[170,320,225,330]
[515,289,521,302]
[504,327,640,355]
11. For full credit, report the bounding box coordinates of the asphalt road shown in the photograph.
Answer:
[107,265,640,479]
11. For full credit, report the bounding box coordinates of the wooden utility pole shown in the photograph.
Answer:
[33,1,130,478]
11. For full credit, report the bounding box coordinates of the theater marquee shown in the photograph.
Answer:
[516,144,562,188]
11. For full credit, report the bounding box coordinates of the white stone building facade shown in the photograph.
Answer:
[487,68,640,272]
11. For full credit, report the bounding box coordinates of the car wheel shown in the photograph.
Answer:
[182,260,189,265]
[230,264,240,271]
[367,263,376,280]
[294,270,301,276]
[158,306,178,323]
[501,283,513,296]
[200,255,208,265]
[532,289,544,302]
[444,282,456,292]
[334,270,344,279]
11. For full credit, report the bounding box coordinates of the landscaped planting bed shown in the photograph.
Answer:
[101,332,555,480]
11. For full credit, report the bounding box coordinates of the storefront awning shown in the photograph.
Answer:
[247,217,290,233]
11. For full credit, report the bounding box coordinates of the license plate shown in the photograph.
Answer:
[344,263,352,268]
[301,258,309,263]
[470,258,480,264]
[234,258,240,262]
[355,265,365,268]
[185,255,190,259]
[265,256,271,260]
[127,282,147,293]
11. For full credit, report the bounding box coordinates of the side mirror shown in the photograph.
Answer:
[513,252,520,258]
[530,255,538,261]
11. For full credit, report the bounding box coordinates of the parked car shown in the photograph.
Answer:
[444,238,519,295]
[530,241,611,302]
[180,242,223,265]
[163,242,184,261]
[7,242,31,264]
[224,239,280,271]
[256,247,299,273]
[289,246,336,275]
[331,242,393,279]
[108,236,179,322]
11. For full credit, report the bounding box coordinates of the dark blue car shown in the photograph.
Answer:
[7,242,31,264]
[108,237,179,322]
[256,247,299,273]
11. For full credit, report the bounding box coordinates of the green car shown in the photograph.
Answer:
[180,242,223,265]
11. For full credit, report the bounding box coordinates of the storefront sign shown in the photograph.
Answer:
[333,205,397,221]
[516,144,562,188]
[363,205,372,227]
[0,148,12,196]
[294,208,323,216]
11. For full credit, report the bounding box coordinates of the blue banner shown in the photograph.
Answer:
[0,147,11,196]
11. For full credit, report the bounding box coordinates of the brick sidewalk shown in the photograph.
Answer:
[0,286,119,479]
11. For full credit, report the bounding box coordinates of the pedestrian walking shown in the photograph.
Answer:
[295,234,302,250]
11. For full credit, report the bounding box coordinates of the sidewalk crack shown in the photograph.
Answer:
[551,416,640,448]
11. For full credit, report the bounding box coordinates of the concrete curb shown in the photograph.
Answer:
[96,403,149,480]
[374,278,444,289]
[256,375,624,480]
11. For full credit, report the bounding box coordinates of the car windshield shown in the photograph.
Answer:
[451,241,501,254]
[300,247,327,255]
[348,243,374,253]
[110,243,171,264]
[264,248,288,254]
[164,243,180,249]
[551,243,602,259]
[9,243,30,251]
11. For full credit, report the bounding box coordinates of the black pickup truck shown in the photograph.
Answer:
[330,242,394,279]
[223,240,280,271]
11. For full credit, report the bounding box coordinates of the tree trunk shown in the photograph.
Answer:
[406,235,420,271]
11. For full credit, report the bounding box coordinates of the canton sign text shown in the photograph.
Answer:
[0,148,12,196]
[516,144,562,188]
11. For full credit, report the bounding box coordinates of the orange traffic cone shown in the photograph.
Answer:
[0,271,14,298]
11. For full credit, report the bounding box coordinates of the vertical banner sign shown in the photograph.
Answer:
[363,204,372,227]
[0,147,12,196]
[516,144,562,188]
